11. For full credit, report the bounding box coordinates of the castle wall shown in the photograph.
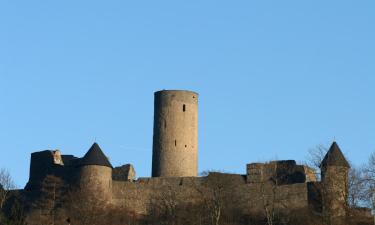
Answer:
[112,177,203,213]
[112,173,310,215]
[29,151,55,184]
[113,164,136,181]
[152,90,198,177]
[26,150,69,191]
[246,160,315,185]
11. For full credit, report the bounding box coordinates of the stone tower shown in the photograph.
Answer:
[152,90,198,177]
[78,142,113,202]
[320,141,350,225]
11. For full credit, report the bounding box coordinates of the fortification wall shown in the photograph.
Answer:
[112,173,310,215]
[26,150,70,191]
[247,160,316,185]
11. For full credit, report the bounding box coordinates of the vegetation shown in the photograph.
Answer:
[0,168,26,225]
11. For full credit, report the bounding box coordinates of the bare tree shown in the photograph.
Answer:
[260,179,277,225]
[149,185,179,225]
[255,161,314,225]
[348,166,367,208]
[33,175,66,225]
[258,164,290,225]
[306,144,328,181]
[195,173,226,225]
[0,168,16,210]
[0,168,26,225]
[306,144,371,209]
[196,172,242,225]
[206,182,223,225]
[6,196,27,225]
[65,187,108,225]
[362,152,375,210]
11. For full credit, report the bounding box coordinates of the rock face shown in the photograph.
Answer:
[151,90,198,177]
[320,142,350,225]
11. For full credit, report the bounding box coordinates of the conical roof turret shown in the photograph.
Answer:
[320,141,350,168]
[79,142,113,168]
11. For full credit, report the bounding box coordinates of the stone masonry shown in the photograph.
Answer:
[20,90,350,225]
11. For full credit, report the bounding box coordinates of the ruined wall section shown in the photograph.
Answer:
[152,90,198,177]
[246,160,316,185]
[26,150,77,191]
[113,164,136,181]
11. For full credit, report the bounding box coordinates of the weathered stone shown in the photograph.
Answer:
[152,90,198,177]
[321,142,350,225]
[113,164,136,181]
[52,150,64,165]
[246,160,314,185]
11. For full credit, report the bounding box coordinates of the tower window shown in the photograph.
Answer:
[183,104,186,112]
[175,140,177,146]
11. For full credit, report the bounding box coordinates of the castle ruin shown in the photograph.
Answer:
[15,90,352,225]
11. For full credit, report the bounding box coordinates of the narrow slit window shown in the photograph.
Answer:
[175,140,177,146]
[183,104,186,112]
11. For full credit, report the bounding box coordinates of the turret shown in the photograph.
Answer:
[77,143,113,203]
[320,141,350,225]
[152,90,198,177]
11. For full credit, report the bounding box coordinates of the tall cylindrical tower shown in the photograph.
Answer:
[152,90,198,177]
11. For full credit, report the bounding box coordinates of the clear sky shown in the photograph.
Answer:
[1,1,374,187]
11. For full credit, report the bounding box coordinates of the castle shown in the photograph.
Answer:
[20,90,351,225]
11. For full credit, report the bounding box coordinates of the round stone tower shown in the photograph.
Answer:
[152,90,198,177]
[320,141,350,225]
[78,142,113,203]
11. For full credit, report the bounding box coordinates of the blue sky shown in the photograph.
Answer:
[0,1,374,187]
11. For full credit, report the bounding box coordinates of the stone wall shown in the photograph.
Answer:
[112,173,311,215]
[247,160,316,185]
[113,164,136,181]
[26,150,67,191]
